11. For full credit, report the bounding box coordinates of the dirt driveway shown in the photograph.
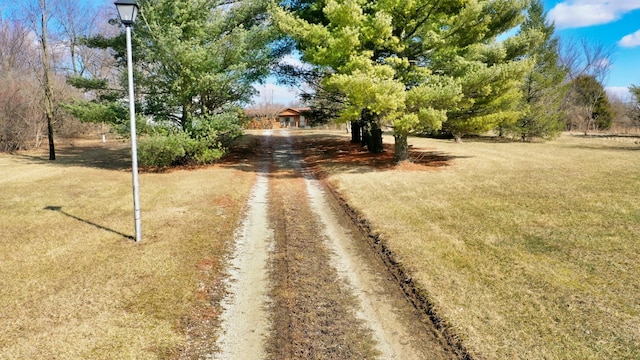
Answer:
[202,130,458,359]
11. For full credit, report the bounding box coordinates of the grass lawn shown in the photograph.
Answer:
[309,131,640,359]
[0,139,255,359]
[3,131,638,359]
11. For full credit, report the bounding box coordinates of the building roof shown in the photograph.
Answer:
[278,107,311,116]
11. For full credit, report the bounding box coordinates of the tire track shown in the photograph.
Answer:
[215,132,273,359]
[214,130,456,359]
[266,132,379,359]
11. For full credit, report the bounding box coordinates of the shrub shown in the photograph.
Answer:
[138,130,227,168]
[137,111,244,168]
[193,147,224,164]
[138,132,188,167]
[191,112,244,147]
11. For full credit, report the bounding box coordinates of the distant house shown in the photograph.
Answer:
[245,107,312,129]
[276,107,311,129]
[245,110,276,129]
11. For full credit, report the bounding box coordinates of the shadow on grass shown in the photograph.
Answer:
[220,131,469,179]
[565,134,640,151]
[571,133,640,139]
[461,137,521,143]
[568,144,640,151]
[291,132,469,178]
[15,143,132,171]
[44,206,134,241]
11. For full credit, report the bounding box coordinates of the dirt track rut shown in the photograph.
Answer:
[214,130,455,359]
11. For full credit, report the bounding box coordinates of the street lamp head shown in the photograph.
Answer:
[114,0,139,26]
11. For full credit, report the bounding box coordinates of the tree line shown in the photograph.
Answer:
[0,0,113,155]
[1,0,639,164]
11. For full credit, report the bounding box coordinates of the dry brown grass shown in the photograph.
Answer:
[299,130,640,359]
[0,139,255,359]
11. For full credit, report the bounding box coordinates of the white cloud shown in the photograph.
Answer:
[606,86,632,101]
[549,3,616,28]
[619,29,640,48]
[549,1,640,29]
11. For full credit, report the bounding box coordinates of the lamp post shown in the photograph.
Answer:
[115,0,142,242]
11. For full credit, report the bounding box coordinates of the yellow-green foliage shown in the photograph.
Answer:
[274,0,533,151]
[327,68,406,123]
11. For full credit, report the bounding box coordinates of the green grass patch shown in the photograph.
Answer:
[0,139,254,359]
[321,132,640,359]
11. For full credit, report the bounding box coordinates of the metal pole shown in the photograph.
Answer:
[126,25,142,242]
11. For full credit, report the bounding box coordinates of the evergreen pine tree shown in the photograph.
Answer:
[276,0,533,160]
[572,75,613,132]
[509,0,568,141]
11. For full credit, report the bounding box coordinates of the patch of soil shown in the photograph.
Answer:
[265,131,459,359]
[214,136,274,359]
[304,172,457,359]
[267,145,379,359]
[179,247,227,359]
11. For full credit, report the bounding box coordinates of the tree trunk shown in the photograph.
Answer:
[359,109,383,153]
[351,121,361,143]
[369,123,383,153]
[360,120,369,148]
[70,41,78,76]
[182,102,190,131]
[394,133,409,162]
[40,0,56,160]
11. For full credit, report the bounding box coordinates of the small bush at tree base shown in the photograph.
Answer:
[138,132,227,167]
[138,112,243,168]
[138,133,188,167]
[193,147,224,164]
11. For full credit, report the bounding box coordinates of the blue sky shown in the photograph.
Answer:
[544,0,640,100]
[0,0,104,13]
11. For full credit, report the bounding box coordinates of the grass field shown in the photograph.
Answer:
[313,131,640,359]
[2,131,638,359]
[0,139,255,359]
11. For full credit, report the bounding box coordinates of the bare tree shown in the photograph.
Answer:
[0,16,45,151]
[627,85,640,132]
[0,77,44,151]
[559,38,615,82]
[0,17,34,74]
[76,6,120,82]
[608,94,638,134]
[22,0,88,159]
[559,38,616,133]
[53,1,101,76]
[0,2,109,153]
[31,0,58,160]
[245,100,286,129]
